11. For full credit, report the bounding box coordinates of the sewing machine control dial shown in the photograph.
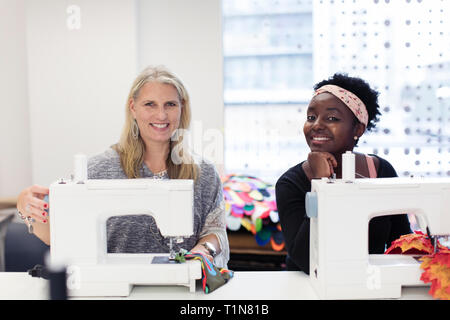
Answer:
[305,192,318,218]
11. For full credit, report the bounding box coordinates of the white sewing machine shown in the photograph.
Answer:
[306,176,450,299]
[48,155,201,297]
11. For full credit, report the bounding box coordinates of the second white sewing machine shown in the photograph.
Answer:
[48,155,201,297]
[305,152,450,299]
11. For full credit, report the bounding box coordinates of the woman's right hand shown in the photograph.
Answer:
[307,151,338,179]
[17,185,49,224]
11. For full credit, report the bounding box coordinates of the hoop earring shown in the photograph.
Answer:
[132,119,140,140]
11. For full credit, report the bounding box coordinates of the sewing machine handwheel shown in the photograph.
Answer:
[305,192,318,218]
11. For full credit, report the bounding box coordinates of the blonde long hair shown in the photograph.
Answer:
[113,66,198,180]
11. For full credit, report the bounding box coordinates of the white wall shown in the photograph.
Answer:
[25,0,138,185]
[138,0,224,170]
[0,0,32,197]
[0,0,224,192]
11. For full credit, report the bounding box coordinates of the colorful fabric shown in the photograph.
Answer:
[222,174,285,252]
[175,251,234,294]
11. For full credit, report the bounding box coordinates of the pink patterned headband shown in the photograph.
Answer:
[314,84,368,127]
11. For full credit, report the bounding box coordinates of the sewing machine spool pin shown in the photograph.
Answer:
[73,154,87,184]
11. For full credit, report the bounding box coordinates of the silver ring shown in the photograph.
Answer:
[17,210,26,220]
[25,203,31,213]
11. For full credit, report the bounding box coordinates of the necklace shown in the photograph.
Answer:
[152,170,168,179]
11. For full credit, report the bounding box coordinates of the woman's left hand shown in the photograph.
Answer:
[307,151,337,179]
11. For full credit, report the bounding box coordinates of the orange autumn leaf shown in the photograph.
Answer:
[386,231,450,300]
[419,250,450,300]
[385,231,434,255]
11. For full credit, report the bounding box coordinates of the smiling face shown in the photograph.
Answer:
[130,81,182,145]
[303,92,365,157]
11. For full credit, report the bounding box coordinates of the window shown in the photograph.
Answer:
[223,0,450,183]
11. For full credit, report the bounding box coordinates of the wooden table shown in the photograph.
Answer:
[0,197,17,210]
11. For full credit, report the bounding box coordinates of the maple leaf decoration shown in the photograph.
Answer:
[419,251,450,300]
[385,231,435,255]
[385,231,450,300]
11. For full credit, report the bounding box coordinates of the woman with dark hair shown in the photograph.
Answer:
[275,73,411,274]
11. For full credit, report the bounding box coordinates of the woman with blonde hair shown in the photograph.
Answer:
[17,66,229,268]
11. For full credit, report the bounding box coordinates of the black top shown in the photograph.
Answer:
[275,155,412,274]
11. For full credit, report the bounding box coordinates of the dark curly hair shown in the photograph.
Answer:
[313,73,381,131]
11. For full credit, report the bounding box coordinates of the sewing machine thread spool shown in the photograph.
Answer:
[74,154,87,183]
[342,151,355,182]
